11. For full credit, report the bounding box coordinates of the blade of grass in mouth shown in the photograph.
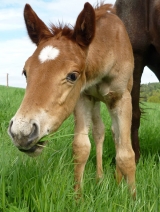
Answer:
[39,133,75,142]
[39,132,88,142]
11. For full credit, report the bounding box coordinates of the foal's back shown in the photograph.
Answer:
[85,4,134,102]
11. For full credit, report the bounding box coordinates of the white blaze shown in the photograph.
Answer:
[39,46,60,63]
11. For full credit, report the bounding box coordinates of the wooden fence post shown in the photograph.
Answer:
[7,73,9,87]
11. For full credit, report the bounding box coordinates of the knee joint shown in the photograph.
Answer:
[73,139,91,163]
[116,148,136,174]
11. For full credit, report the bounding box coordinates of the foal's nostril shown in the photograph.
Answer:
[8,119,40,148]
[8,120,14,138]
[28,123,39,143]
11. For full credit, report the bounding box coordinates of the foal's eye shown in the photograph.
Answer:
[66,72,79,83]
[22,69,27,78]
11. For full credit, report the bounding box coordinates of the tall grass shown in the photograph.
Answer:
[0,85,160,211]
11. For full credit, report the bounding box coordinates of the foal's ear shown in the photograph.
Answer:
[24,4,52,45]
[73,2,95,47]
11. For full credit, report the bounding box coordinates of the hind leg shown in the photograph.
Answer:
[107,90,136,195]
[111,125,123,184]
[92,101,105,180]
[131,54,145,162]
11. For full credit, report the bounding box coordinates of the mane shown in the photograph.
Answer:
[48,3,114,39]
[49,22,73,39]
[94,2,114,21]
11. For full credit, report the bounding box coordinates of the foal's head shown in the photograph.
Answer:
[8,3,95,156]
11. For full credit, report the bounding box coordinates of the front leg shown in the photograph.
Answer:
[73,94,93,194]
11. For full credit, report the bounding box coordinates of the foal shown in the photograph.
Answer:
[8,3,136,195]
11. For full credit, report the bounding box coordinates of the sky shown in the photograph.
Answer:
[0,0,159,88]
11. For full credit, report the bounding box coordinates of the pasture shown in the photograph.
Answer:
[0,85,160,211]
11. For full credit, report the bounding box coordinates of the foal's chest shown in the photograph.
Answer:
[84,77,123,105]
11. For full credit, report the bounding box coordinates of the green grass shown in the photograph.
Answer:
[0,85,160,211]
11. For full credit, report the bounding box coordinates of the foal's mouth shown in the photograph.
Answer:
[19,141,46,153]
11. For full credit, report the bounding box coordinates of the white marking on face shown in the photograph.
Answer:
[39,45,60,63]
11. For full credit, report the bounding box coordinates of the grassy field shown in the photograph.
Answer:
[0,85,160,212]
